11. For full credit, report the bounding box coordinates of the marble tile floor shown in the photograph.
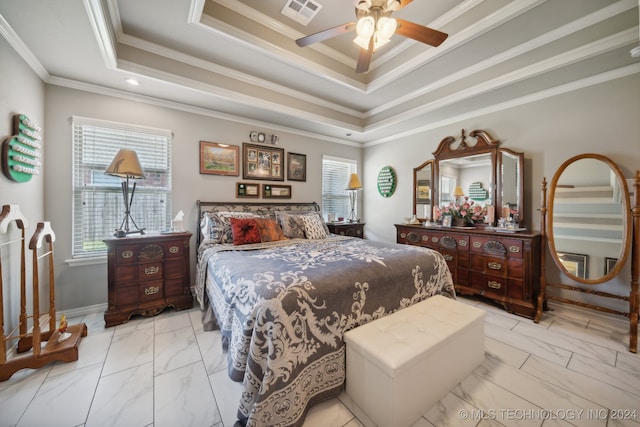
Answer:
[1,296,639,427]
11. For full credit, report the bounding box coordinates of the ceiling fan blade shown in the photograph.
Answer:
[295,22,356,47]
[356,37,374,73]
[395,19,448,47]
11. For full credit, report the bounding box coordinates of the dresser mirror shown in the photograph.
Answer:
[420,129,524,226]
[547,154,632,283]
[536,153,638,352]
[413,160,433,219]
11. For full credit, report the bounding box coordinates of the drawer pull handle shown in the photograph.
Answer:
[488,281,502,289]
[488,261,502,270]
[459,240,467,246]
[144,286,160,296]
[121,250,134,259]
[431,237,439,243]
[509,246,521,253]
[400,232,406,238]
[169,246,179,254]
[443,254,454,262]
[473,242,482,248]
[145,266,160,275]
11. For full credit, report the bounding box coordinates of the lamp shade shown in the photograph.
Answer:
[453,185,465,197]
[346,173,363,190]
[105,149,145,179]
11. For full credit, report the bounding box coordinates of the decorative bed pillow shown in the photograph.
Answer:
[300,214,328,239]
[207,211,262,243]
[275,211,329,238]
[254,218,286,242]
[275,213,306,239]
[229,218,261,245]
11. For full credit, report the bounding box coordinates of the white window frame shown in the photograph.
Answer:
[71,116,172,259]
[322,155,358,220]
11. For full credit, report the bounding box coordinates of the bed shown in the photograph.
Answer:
[194,201,455,427]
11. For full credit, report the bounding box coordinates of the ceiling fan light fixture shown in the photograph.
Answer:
[355,0,372,11]
[354,16,375,49]
[376,16,397,39]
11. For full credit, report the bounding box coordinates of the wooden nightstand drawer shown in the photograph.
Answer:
[104,232,193,327]
[115,285,138,306]
[139,263,163,282]
[326,222,365,238]
[165,259,185,278]
[139,282,164,302]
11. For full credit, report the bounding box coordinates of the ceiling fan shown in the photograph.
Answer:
[295,0,448,73]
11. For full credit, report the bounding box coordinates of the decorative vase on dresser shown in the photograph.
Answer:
[396,224,540,318]
[104,232,193,327]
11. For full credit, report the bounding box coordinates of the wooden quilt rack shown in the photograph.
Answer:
[0,205,87,381]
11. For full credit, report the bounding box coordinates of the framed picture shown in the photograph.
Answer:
[416,180,431,204]
[243,143,284,181]
[236,182,259,198]
[604,257,618,275]
[557,252,588,279]
[262,184,291,199]
[287,152,306,181]
[199,141,239,176]
[441,213,452,227]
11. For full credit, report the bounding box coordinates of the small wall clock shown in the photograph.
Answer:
[377,166,397,197]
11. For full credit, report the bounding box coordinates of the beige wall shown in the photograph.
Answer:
[0,37,46,334]
[362,74,640,311]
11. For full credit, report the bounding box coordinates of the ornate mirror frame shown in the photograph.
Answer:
[422,129,524,226]
[536,153,639,353]
[412,160,433,219]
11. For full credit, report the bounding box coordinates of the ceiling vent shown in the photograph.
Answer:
[281,0,322,26]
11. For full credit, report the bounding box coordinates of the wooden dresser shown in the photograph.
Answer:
[327,222,365,238]
[104,232,193,327]
[396,224,541,318]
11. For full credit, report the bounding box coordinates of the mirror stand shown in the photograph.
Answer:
[535,169,639,353]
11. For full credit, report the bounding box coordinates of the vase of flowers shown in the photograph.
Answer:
[434,197,486,226]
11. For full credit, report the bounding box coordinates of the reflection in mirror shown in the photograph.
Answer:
[499,150,523,224]
[413,160,432,219]
[549,155,631,284]
[438,153,493,209]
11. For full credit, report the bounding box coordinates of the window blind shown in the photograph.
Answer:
[72,116,172,258]
[322,156,357,219]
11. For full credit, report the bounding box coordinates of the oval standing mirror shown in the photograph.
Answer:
[547,154,631,284]
[413,160,433,219]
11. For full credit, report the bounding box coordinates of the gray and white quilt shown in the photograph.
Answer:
[195,235,455,427]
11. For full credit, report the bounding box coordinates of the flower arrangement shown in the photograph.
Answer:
[434,197,486,225]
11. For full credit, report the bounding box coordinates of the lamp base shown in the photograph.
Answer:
[114,228,145,238]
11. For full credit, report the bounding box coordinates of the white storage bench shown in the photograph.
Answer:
[343,295,486,427]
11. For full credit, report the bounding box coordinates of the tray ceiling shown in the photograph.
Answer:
[1,0,638,145]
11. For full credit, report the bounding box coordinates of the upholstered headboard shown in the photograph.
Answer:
[196,200,320,247]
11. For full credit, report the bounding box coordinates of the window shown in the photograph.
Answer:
[72,117,172,258]
[322,156,357,220]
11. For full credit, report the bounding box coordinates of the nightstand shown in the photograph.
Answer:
[104,232,193,327]
[326,222,365,238]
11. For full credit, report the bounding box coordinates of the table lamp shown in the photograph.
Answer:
[105,148,146,237]
[345,173,363,223]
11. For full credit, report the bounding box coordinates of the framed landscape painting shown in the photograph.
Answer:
[199,141,239,176]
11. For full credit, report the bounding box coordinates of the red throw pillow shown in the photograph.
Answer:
[229,217,261,245]
[254,218,287,242]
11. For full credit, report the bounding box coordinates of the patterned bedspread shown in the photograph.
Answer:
[195,235,455,427]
